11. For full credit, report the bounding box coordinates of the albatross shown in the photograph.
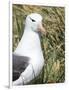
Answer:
[13,13,46,85]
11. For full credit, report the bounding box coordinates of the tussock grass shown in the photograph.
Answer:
[12,4,65,84]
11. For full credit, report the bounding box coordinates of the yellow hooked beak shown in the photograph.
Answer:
[38,23,46,35]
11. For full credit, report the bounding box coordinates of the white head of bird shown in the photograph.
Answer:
[25,13,46,34]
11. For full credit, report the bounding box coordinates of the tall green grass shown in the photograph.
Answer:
[12,5,65,84]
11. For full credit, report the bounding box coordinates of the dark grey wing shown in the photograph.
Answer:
[13,54,30,81]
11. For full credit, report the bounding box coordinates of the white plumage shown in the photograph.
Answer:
[13,13,46,85]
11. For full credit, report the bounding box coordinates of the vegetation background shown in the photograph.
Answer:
[12,4,65,84]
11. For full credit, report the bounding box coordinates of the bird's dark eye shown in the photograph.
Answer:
[32,19,36,22]
[30,17,36,22]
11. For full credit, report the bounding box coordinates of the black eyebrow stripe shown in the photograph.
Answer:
[30,17,36,22]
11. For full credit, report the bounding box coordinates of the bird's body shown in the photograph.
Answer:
[13,13,45,85]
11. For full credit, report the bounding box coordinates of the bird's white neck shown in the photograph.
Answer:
[14,27,42,57]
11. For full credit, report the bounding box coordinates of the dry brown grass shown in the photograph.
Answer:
[12,4,65,84]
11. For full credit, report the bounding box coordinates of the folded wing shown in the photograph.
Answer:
[13,54,30,81]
